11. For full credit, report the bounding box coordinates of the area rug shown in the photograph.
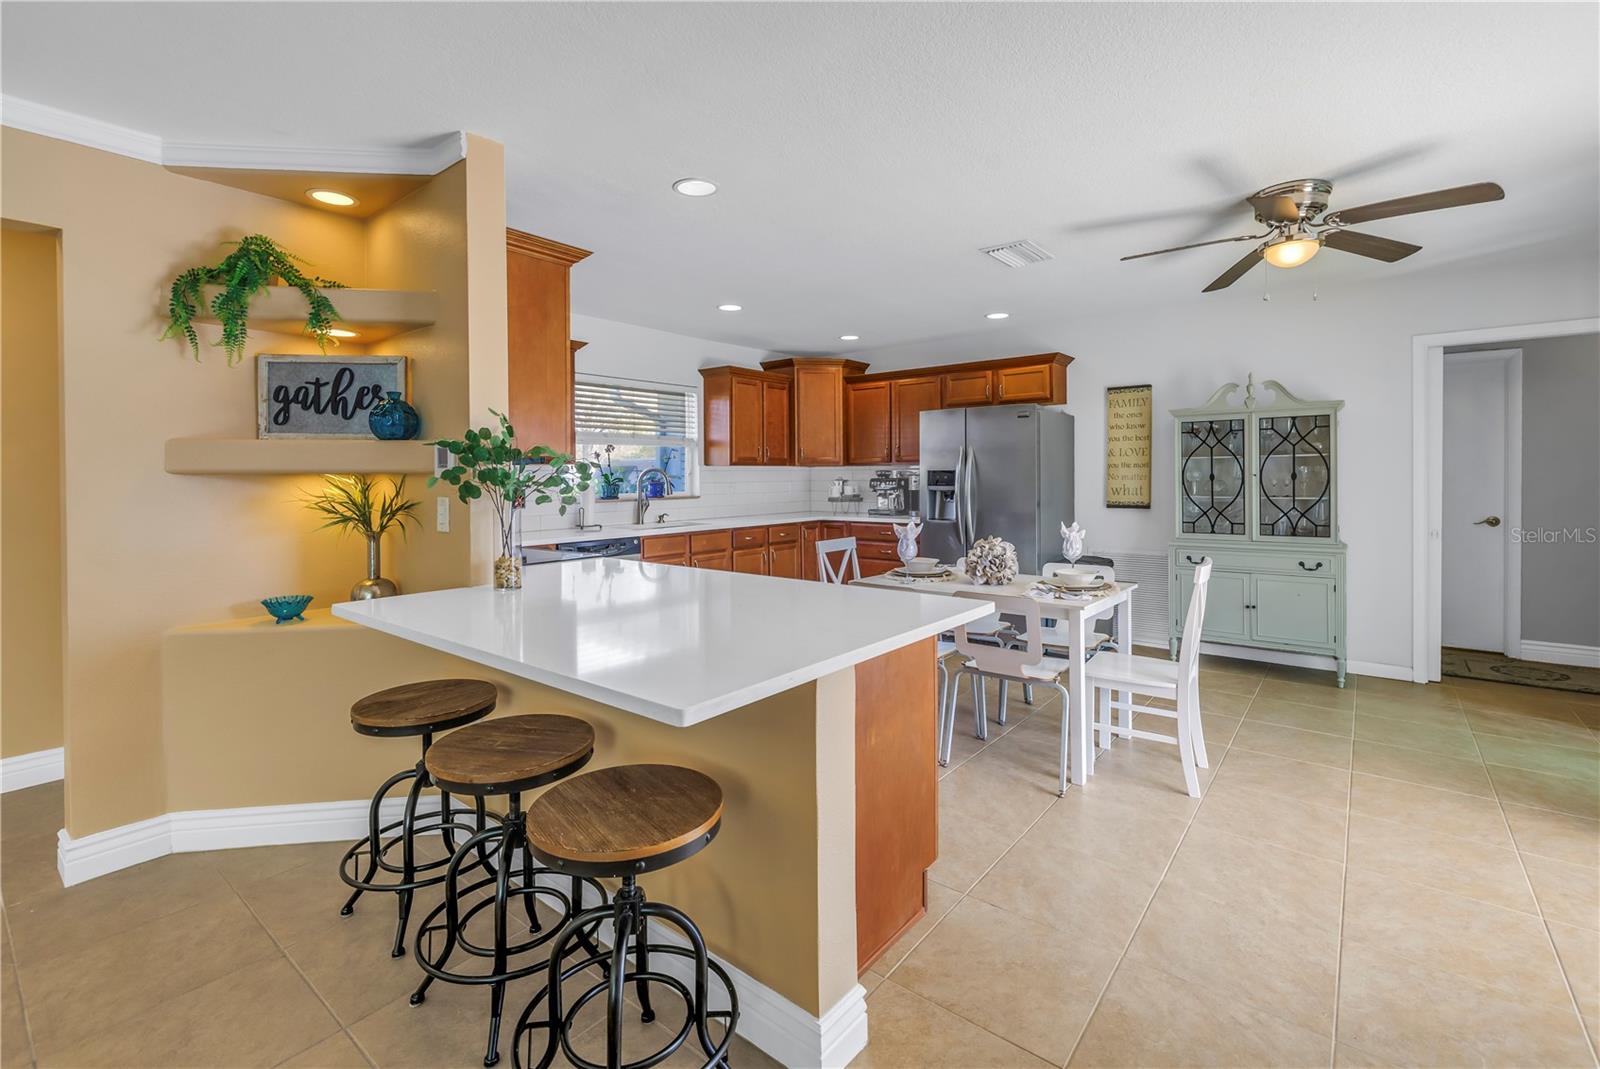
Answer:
[1441,647,1600,695]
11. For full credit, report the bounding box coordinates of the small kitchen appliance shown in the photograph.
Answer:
[869,469,917,516]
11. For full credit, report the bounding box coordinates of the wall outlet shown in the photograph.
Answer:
[435,496,450,533]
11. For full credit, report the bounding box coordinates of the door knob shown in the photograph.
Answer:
[1473,516,1502,528]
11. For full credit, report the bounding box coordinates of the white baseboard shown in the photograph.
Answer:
[56,795,432,887]
[1519,641,1600,669]
[1346,660,1415,683]
[56,799,863,1068]
[1,747,64,793]
[1192,642,1412,684]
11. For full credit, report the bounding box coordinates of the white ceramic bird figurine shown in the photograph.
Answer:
[893,518,924,568]
[1060,521,1085,566]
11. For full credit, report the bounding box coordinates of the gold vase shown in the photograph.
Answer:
[350,534,400,600]
[493,554,522,590]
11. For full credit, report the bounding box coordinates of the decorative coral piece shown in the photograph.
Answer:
[963,535,1019,586]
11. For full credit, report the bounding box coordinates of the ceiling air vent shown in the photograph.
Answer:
[980,239,1054,268]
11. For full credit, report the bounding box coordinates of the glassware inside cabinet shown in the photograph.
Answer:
[1179,418,1246,535]
[1257,414,1332,537]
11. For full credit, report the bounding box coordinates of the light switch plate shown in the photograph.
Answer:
[435,496,450,533]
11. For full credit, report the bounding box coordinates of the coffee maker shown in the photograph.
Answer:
[869,469,917,516]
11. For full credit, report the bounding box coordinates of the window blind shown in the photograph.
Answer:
[573,379,698,440]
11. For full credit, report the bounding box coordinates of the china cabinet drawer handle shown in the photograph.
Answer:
[1184,554,1204,565]
[1298,561,1324,572]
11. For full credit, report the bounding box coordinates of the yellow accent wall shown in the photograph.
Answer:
[1,225,66,759]
[0,127,499,835]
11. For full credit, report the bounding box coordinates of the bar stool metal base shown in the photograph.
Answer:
[339,739,494,958]
[510,875,739,1069]
[410,793,609,1067]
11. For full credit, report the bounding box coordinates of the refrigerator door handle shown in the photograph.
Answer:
[952,446,967,547]
[962,445,977,546]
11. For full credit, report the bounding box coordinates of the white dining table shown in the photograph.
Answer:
[853,568,1137,786]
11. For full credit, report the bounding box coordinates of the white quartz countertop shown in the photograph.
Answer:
[523,511,917,546]
[333,559,993,726]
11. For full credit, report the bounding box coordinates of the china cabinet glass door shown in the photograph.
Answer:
[1256,413,1333,537]
[1179,418,1247,535]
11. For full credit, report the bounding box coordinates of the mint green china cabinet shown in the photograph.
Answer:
[1169,375,1347,685]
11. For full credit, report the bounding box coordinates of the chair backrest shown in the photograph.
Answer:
[952,591,1048,677]
[1178,558,1212,686]
[1043,561,1116,584]
[816,537,860,585]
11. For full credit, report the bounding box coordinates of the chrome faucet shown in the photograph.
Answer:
[633,468,673,524]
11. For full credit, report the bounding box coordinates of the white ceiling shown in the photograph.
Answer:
[4,2,1596,356]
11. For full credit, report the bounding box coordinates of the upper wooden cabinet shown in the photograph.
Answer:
[701,367,792,465]
[506,229,591,455]
[706,352,1070,467]
[845,380,893,465]
[941,369,993,407]
[890,376,942,464]
[760,358,868,466]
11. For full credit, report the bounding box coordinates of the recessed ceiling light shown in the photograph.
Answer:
[717,304,742,312]
[307,189,358,207]
[673,178,718,197]
[325,328,359,339]
[839,335,860,341]
[985,312,1010,320]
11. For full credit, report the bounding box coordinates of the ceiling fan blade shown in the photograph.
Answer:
[1121,233,1264,262]
[1322,229,1421,262]
[1327,182,1504,225]
[1202,246,1265,292]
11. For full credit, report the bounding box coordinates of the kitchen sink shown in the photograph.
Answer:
[642,521,702,530]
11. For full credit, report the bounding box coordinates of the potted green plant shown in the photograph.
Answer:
[163,234,346,365]
[432,411,592,589]
[302,474,421,599]
[592,445,626,500]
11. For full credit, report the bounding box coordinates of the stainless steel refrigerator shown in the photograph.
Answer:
[919,404,1074,572]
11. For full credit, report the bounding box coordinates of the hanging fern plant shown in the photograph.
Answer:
[162,235,346,366]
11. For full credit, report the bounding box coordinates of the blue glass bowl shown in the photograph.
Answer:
[262,594,314,624]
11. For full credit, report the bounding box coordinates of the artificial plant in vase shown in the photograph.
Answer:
[302,474,420,600]
[591,445,626,500]
[432,411,591,589]
[163,235,346,365]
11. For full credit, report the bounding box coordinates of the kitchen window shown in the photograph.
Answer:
[574,375,700,496]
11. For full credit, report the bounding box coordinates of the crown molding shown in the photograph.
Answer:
[1,94,162,162]
[506,227,592,265]
[2,94,464,175]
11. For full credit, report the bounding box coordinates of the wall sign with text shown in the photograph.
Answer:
[1105,384,1153,509]
[256,355,409,438]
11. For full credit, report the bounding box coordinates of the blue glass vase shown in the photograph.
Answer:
[369,392,421,440]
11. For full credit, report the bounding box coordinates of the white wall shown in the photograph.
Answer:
[843,247,1600,676]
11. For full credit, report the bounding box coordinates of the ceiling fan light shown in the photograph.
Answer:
[1263,235,1322,269]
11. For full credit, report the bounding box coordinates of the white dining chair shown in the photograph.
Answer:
[1024,560,1118,712]
[1084,558,1212,797]
[816,537,860,584]
[945,590,1077,794]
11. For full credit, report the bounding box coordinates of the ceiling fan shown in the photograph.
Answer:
[1122,178,1505,292]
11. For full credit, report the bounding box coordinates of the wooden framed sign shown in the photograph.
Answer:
[1105,384,1153,509]
[257,355,408,438]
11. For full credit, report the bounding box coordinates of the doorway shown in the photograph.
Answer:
[1440,349,1521,656]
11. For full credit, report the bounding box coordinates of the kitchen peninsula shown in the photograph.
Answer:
[334,558,993,1067]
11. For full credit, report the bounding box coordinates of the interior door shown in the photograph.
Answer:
[1442,356,1510,652]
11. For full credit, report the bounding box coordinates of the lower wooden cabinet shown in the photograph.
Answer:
[641,534,689,565]
[732,546,768,574]
[800,523,821,581]
[691,549,731,570]
[689,529,732,570]
[768,539,800,579]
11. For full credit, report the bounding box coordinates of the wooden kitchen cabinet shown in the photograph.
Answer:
[941,369,994,407]
[507,229,591,455]
[701,367,792,466]
[890,376,942,464]
[800,523,821,581]
[760,358,868,466]
[767,524,801,579]
[732,546,768,574]
[995,361,1062,403]
[692,549,731,570]
[845,381,893,465]
[641,534,689,566]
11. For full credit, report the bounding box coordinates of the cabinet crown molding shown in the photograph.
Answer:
[506,228,592,266]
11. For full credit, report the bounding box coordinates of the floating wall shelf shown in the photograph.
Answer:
[184,286,439,344]
[164,437,437,476]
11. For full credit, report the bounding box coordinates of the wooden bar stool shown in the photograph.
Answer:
[339,679,499,958]
[511,764,739,1069]
[409,714,605,1068]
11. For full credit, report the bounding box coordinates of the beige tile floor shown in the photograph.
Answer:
[2,656,1597,1068]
